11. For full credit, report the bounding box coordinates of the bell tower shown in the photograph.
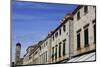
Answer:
[15,42,21,65]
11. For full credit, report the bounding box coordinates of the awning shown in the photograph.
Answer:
[68,52,96,62]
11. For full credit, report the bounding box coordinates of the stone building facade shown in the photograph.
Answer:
[15,5,96,65]
[72,6,96,57]
[50,14,73,63]
[23,44,38,65]
[39,34,52,64]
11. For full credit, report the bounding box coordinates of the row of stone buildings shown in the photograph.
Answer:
[15,5,96,65]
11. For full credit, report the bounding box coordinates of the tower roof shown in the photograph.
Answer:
[16,42,21,47]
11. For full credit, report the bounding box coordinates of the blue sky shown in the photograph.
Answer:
[12,0,77,62]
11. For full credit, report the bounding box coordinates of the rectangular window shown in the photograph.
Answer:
[44,53,46,63]
[40,46,41,50]
[55,32,58,38]
[59,29,61,35]
[55,45,57,60]
[46,51,47,62]
[63,25,66,32]
[84,6,88,14]
[43,53,45,63]
[77,33,81,49]
[42,54,43,64]
[59,42,61,57]
[94,24,96,44]
[29,55,31,59]
[76,29,81,50]
[84,28,89,47]
[77,11,80,20]
[63,39,66,56]
[52,35,54,41]
[40,55,42,64]
[52,47,54,61]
